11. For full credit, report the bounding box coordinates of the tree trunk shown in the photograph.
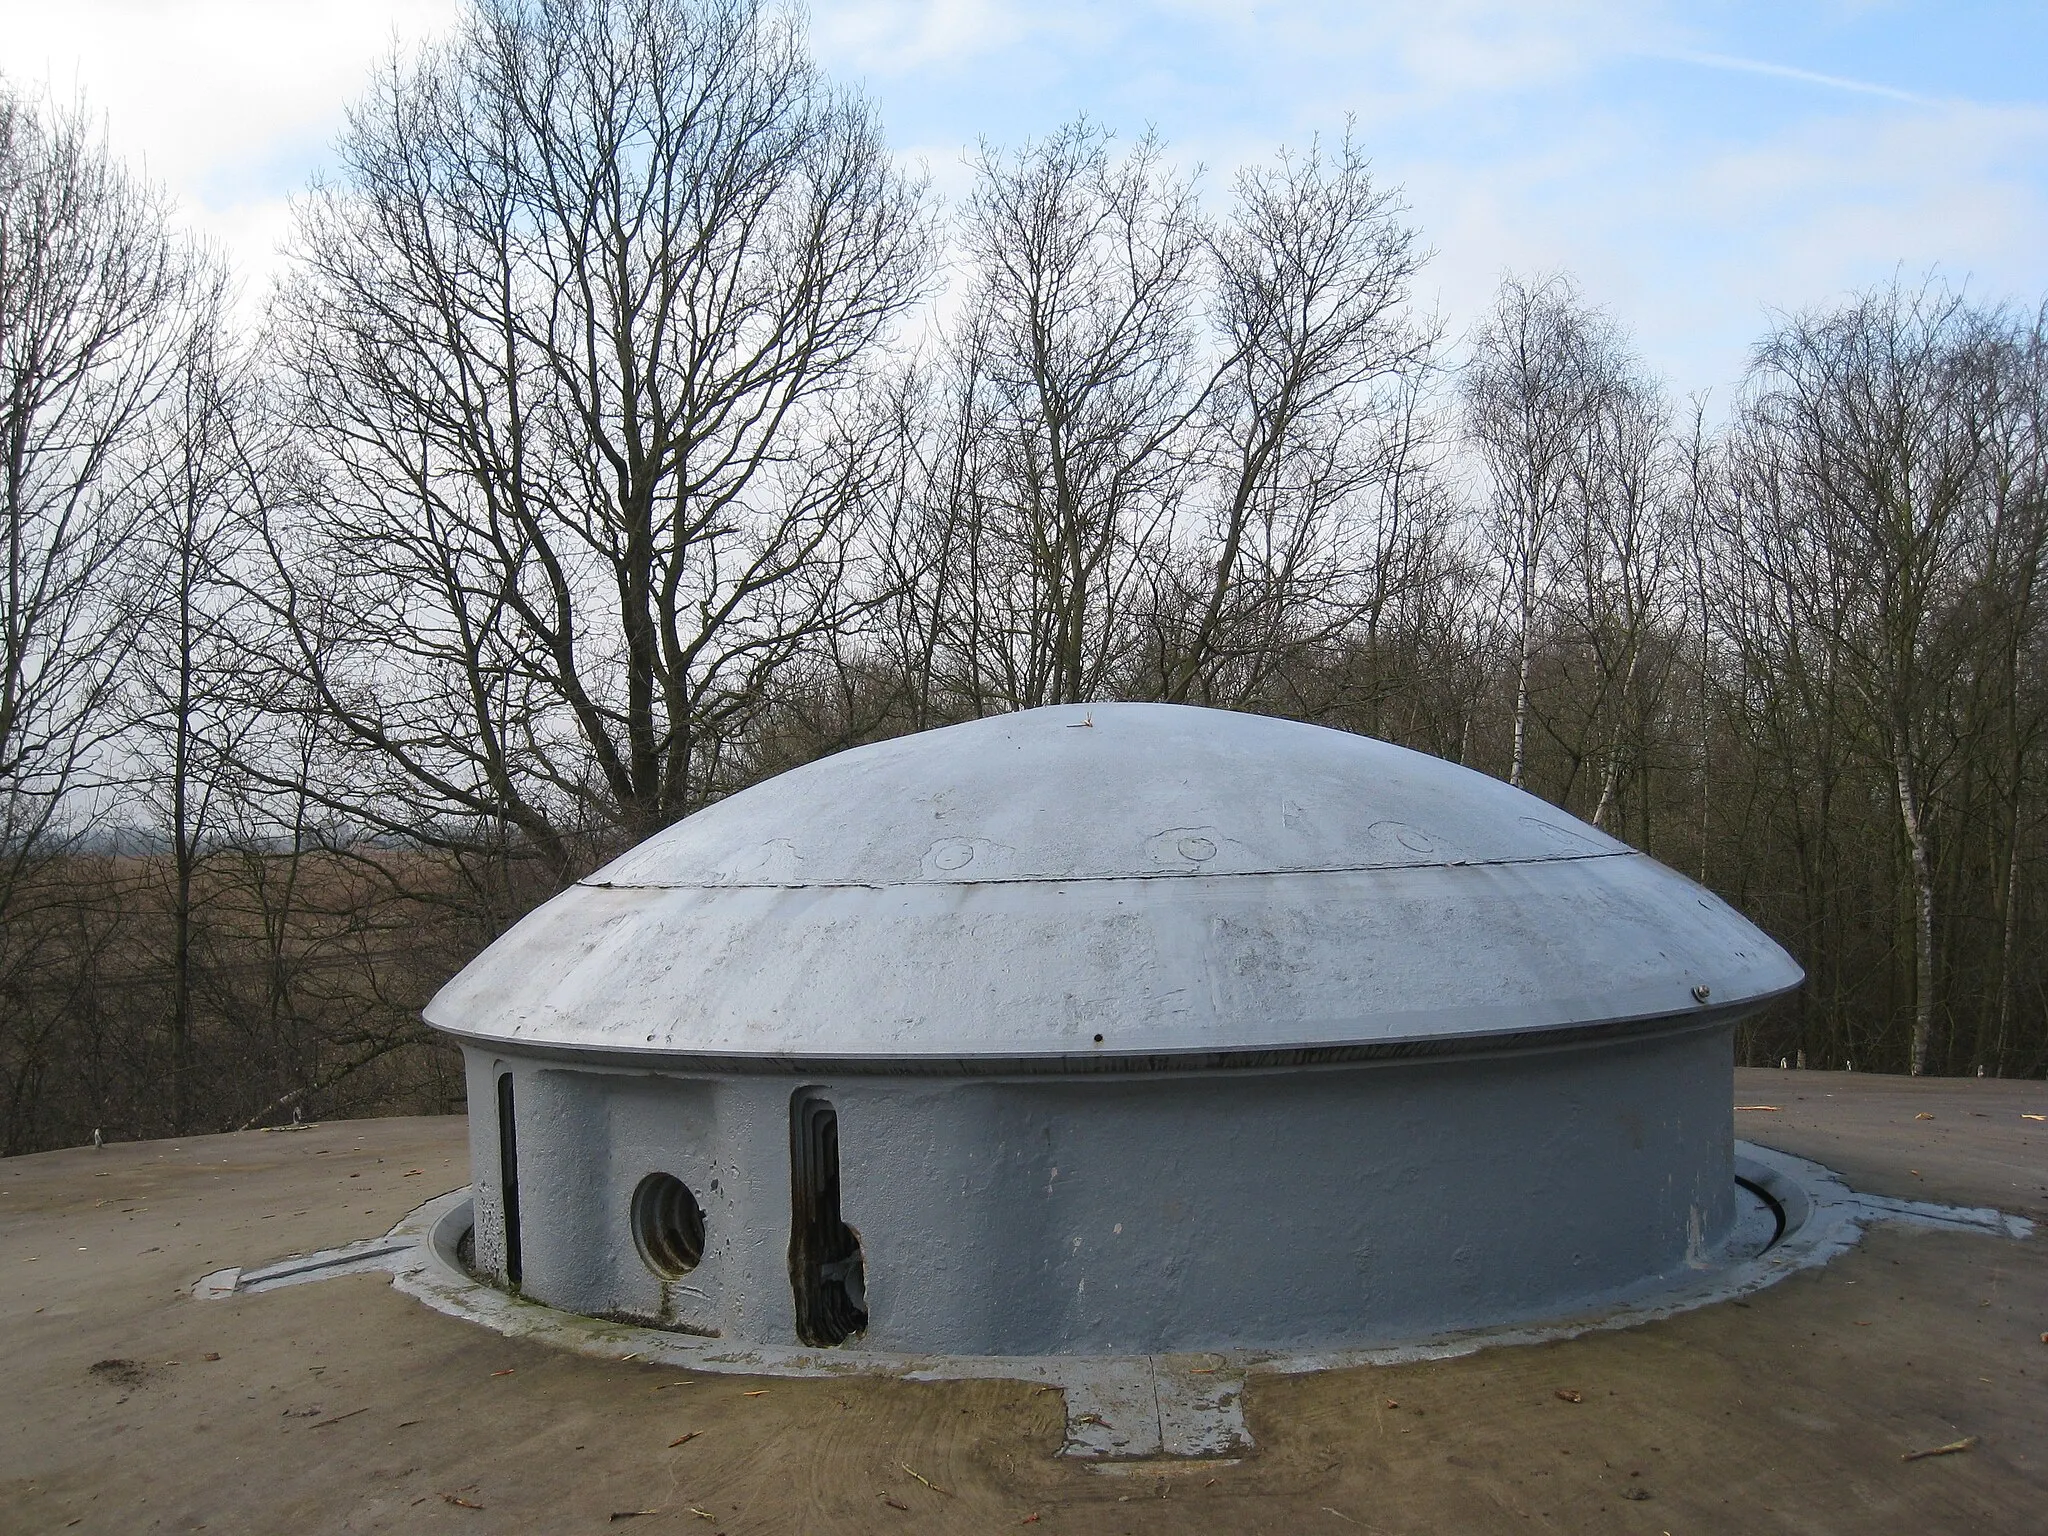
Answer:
[1893,741,1938,1076]
[1509,571,1536,789]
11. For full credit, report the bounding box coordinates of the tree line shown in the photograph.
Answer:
[4,0,2044,1154]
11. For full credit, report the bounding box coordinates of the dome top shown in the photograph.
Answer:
[586,702,1626,888]
[426,704,1802,1069]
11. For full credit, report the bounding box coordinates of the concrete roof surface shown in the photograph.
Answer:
[428,705,1801,1063]
[4,1067,2044,1533]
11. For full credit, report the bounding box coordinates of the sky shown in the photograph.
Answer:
[1,0,2043,402]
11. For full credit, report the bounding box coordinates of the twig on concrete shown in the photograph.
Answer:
[901,1463,953,1496]
[309,1406,371,1430]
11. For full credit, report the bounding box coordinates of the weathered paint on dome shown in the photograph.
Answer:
[586,701,1629,887]
[424,703,1802,1068]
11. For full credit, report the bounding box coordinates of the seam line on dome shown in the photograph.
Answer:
[576,848,1636,893]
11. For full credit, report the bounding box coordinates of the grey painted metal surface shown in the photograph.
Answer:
[426,702,1807,1357]
[426,704,1801,1069]
[461,1024,1737,1355]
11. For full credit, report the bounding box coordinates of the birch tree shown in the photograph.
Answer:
[1464,274,1610,788]
[1739,282,1996,1075]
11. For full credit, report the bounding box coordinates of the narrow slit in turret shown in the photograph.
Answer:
[496,1073,522,1289]
[788,1091,865,1346]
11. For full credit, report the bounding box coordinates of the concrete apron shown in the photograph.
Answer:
[193,1142,2030,1465]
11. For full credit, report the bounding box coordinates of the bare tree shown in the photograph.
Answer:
[1702,396,1866,1065]
[1736,281,1997,1074]
[901,124,1443,720]
[0,82,206,1145]
[123,287,255,1133]
[1465,274,1611,788]
[256,0,930,875]
[0,84,194,871]
[1973,306,2048,1073]
[937,121,1205,708]
[1555,350,1680,831]
[1156,129,1438,705]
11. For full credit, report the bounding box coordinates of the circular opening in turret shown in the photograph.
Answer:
[631,1173,705,1277]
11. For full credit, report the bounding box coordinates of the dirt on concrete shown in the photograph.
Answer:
[1730,1064,2048,1221]
[2,1071,2044,1534]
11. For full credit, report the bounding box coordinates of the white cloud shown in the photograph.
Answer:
[0,0,2039,401]
[1660,48,1927,105]
[1404,92,2048,398]
[810,0,2047,396]
[0,0,462,283]
[812,0,1038,74]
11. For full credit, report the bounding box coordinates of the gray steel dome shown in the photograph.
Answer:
[427,702,1801,1067]
[428,703,1803,1358]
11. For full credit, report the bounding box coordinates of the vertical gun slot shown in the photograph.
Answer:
[497,1072,522,1289]
[788,1090,866,1346]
